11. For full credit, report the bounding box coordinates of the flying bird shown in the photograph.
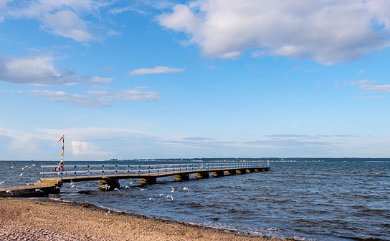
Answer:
[166,195,174,201]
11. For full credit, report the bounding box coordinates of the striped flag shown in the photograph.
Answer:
[56,136,64,143]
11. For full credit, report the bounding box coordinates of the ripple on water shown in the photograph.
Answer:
[2,160,390,241]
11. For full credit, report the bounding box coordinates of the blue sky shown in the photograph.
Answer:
[1,0,390,161]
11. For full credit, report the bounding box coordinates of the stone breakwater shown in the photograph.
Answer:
[0,198,280,241]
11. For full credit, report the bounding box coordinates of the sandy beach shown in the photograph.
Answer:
[0,198,281,241]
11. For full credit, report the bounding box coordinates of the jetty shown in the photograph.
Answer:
[0,161,270,197]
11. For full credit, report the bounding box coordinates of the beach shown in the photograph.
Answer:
[0,198,280,241]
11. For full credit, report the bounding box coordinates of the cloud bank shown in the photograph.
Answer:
[158,0,390,64]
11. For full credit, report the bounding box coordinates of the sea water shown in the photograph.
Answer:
[0,159,389,241]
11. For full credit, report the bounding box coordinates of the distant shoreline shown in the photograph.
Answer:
[1,157,390,162]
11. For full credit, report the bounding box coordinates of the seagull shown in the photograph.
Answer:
[149,197,153,201]
[159,194,164,197]
[35,189,44,193]
[123,185,130,189]
[21,165,29,170]
[0,180,5,185]
[101,184,110,191]
[114,188,120,192]
[70,180,76,189]
[10,163,16,169]
[166,195,174,201]
[19,172,24,176]
[170,186,176,193]
[183,187,190,193]
[106,210,111,215]
[6,189,13,195]
[140,188,146,191]
[129,179,134,185]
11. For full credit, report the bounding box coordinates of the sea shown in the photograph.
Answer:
[0,158,389,241]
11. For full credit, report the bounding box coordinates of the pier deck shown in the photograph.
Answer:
[0,162,270,197]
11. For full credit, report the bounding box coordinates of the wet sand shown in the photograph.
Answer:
[0,198,281,241]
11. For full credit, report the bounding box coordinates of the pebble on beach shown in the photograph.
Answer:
[0,198,279,241]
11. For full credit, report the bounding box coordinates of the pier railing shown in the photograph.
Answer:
[40,162,267,179]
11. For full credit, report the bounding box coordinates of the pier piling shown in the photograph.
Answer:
[174,173,190,182]
[195,171,210,179]
[99,178,120,191]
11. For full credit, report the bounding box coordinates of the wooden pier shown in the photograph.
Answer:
[0,162,270,197]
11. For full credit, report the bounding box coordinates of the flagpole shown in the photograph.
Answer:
[60,135,64,163]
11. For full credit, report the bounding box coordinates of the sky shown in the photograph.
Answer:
[1,0,390,161]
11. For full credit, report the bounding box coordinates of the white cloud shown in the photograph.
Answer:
[0,0,10,22]
[2,0,108,42]
[109,6,146,15]
[28,90,110,107]
[87,89,161,101]
[0,127,57,159]
[41,10,98,42]
[0,55,112,85]
[2,88,161,106]
[356,80,390,92]
[158,0,390,64]
[42,127,156,158]
[0,127,35,151]
[71,140,109,156]
[220,51,241,59]
[129,66,185,76]
[0,126,157,160]
[109,0,176,15]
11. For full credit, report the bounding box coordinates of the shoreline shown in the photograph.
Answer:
[0,198,282,241]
